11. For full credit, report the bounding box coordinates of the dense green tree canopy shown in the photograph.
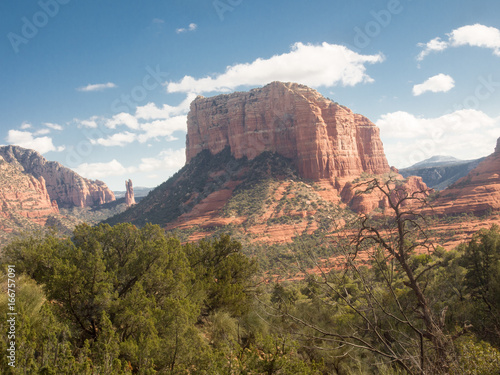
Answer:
[0,220,499,374]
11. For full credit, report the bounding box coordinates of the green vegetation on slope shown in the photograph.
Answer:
[1,217,499,373]
[104,148,305,228]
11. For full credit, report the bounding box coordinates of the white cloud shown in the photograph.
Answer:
[376,109,500,168]
[176,23,197,34]
[74,149,185,181]
[138,148,186,172]
[91,116,187,146]
[34,128,51,135]
[77,82,117,92]
[138,116,187,143]
[80,95,192,148]
[449,24,500,56]
[75,159,136,180]
[20,122,32,130]
[417,37,448,61]
[75,117,100,129]
[166,42,384,94]
[105,112,139,130]
[135,94,197,120]
[6,130,64,154]
[44,122,63,131]
[417,24,500,61]
[91,131,137,147]
[412,74,455,96]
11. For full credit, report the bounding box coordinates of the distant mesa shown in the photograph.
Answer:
[400,155,484,190]
[430,137,500,216]
[408,155,464,168]
[107,82,431,239]
[0,145,115,208]
[187,81,391,181]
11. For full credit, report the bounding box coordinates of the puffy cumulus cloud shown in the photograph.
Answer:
[6,130,65,154]
[138,116,187,143]
[78,95,192,148]
[412,74,455,96]
[89,116,187,147]
[7,132,65,154]
[77,82,117,92]
[20,122,32,130]
[417,24,500,61]
[105,113,140,130]
[135,94,197,120]
[376,109,500,168]
[75,159,136,180]
[74,149,185,181]
[166,42,384,94]
[449,24,500,56]
[138,148,186,172]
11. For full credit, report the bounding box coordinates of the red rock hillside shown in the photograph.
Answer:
[187,81,390,181]
[0,155,59,227]
[430,137,500,216]
[0,145,115,208]
[107,82,432,243]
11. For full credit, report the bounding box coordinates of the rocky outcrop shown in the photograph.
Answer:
[186,81,390,181]
[430,137,500,216]
[108,83,431,238]
[341,174,431,214]
[125,179,136,206]
[0,155,59,226]
[0,146,115,208]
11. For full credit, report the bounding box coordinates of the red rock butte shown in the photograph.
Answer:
[186,81,390,181]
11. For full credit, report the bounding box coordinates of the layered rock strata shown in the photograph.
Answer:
[0,146,115,208]
[0,155,59,225]
[186,81,390,181]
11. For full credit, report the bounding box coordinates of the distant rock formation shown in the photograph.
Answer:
[430,137,500,215]
[0,145,115,208]
[400,156,484,190]
[186,81,390,181]
[125,179,136,206]
[0,155,59,227]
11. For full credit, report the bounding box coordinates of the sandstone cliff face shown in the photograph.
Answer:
[0,155,59,226]
[107,82,432,243]
[0,146,115,208]
[430,138,500,215]
[125,179,136,206]
[186,81,390,181]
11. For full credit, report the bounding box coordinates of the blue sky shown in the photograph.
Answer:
[2,0,500,190]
